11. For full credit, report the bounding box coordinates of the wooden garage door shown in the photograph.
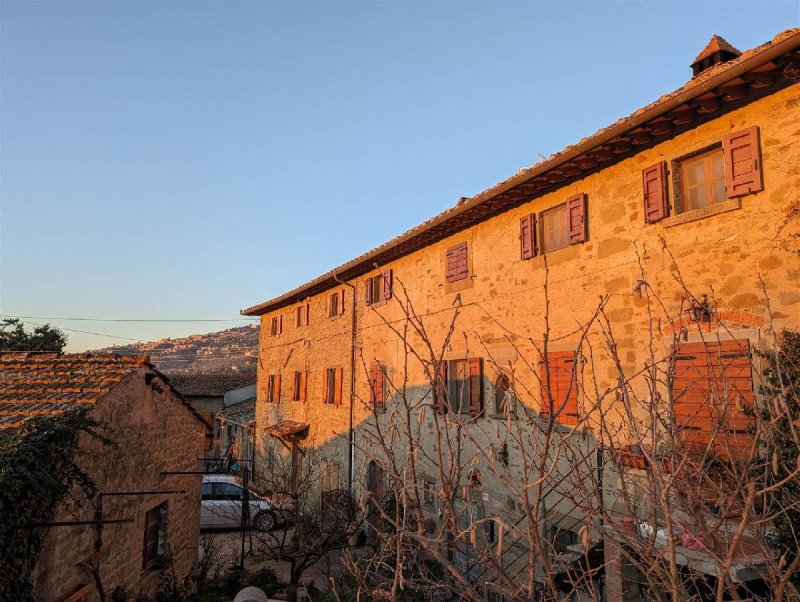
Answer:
[672,339,755,460]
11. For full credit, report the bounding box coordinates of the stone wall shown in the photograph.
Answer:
[31,367,206,601]
[253,83,800,541]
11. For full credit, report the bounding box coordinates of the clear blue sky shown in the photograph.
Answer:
[1,1,797,351]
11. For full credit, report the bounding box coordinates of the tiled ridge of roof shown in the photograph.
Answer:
[242,28,800,317]
[217,397,256,426]
[693,34,742,64]
[0,353,149,430]
[168,371,257,397]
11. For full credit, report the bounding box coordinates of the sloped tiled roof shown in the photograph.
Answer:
[217,397,256,427]
[693,34,741,64]
[168,371,257,397]
[242,28,800,317]
[0,353,148,430]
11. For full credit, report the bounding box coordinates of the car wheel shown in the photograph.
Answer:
[254,510,276,531]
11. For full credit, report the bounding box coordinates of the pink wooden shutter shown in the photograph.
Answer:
[338,290,346,315]
[566,194,587,244]
[275,374,281,404]
[279,315,283,335]
[365,280,373,306]
[723,126,762,198]
[446,242,469,283]
[642,162,668,223]
[300,370,307,402]
[334,368,343,406]
[520,214,535,259]
[382,269,393,300]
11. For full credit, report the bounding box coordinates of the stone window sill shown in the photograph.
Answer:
[663,198,741,228]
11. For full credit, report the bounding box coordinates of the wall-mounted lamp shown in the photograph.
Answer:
[688,294,713,323]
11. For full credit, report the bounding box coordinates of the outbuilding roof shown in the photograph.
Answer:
[242,28,800,317]
[0,353,148,430]
[168,371,257,397]
[217,397,256,427]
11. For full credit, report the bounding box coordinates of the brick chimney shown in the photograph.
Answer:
[691,35,742,77]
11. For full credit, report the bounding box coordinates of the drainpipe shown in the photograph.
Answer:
[333,273,357,495]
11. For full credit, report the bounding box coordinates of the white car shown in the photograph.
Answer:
[200,474,283,531]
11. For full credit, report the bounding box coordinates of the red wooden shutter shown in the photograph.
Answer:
[365,280,373,306]
[296,306,302,327]
[376,363,385,405]
[334,368,343,406]
[520,214,536,259]
[323,369,330,403]
[338,290,346,315]
[539,352,578,425]
[467,358,483,418]
[672,339,754,460]
[446,242,469,283]
[382,269,393,300]
[723,126,762,198]
[566,194,587,244]
[278,315,283,335]
[300,370,307,402]
[305,303,310,325]
[642,162,668,223]
[275,374,281,404]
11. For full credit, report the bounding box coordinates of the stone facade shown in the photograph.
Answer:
[244,32,800,589]
[30,366,206,601]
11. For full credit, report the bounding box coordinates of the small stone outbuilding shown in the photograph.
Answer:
[0,353,207,602]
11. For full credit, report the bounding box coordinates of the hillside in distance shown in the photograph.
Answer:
[96,324,259,373]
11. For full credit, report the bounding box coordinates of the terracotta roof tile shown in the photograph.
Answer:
[217,397,256,426]
[0,353,148,430]
[242,28,800,317]
[168,372,256,397]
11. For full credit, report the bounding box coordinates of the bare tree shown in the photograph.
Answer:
[336,252,800,602]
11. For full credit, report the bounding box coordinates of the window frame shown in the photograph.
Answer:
[672,144,726,215]
[142,502,169,570]
[539,203,570,254]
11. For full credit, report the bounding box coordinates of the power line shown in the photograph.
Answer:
[1,314,257,323]
[11,319,146,343]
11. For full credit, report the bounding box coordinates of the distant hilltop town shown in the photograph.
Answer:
[96,324,259,373]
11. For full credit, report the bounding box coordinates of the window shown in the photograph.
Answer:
[671,339,754,460]
[217,482,244,501]
[201,482,213,500]
[328,290,345,318]
[296,303,310,327]
[270,315,283,336]
[519,193,587,259]
[324,367,343,405]
[446,242,469,283]
[369,361,386,409]
[292,370,307,402]
[142,502,168,569]
[539,351,579,425]
[365,270,393,306]
[445,358,483,417]
[494,374,515,416]
[677,147,726,213]
[541,204,569,253]
[267,374,281,404]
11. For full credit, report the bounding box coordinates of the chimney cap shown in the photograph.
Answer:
[691,35,742,76]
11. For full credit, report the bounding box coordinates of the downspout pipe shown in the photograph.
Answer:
[334,273,357,495]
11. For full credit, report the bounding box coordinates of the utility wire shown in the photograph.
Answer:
[12,319,146,343]
[1,314,257,323]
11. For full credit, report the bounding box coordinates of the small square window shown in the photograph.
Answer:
[676,147,726,214]
[540,204,569,254]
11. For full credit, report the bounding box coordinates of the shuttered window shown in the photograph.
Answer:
[539,351,579,425]
[678,148,726,213]
[329,290,345,318]
[541,205,569,253]
[324,367,343,406]
[642,161,668,223]
[723,126,762,198]
[270,315,283,336]
[671,339,755,460]
[296,303,310,327]
[367,270,394,305]
[446,358,483,418]
[520,214,537,259]
[267,374,281,404]
[292,370,307,402]
[446,242,469,283]
[369,361,386,409]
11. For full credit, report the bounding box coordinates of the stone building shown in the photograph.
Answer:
[242,30,800,595]
[0,353,207,601]
[169,371,256,453]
